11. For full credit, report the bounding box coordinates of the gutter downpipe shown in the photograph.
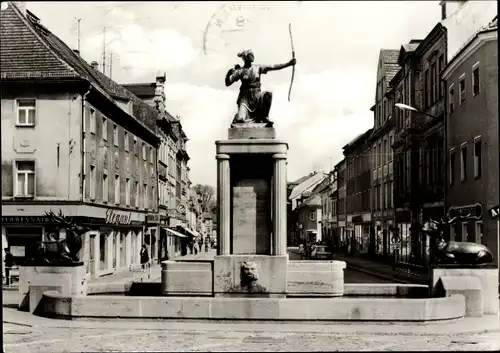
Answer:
[81,84,91,202]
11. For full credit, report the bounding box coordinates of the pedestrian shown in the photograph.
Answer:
[140,245,149,272]
[194,241,199,255]
[204,238,209,252]
[4,248,14,285]
[298,243,305,260]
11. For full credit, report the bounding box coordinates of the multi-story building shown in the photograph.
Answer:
[1,3,160,278]
[123,77,194,257]
[343,129,373,255]
[391,40,423,263]
[443,17,498,266]
[414,24,448,264]
[334,159,347,252]
[368,49,398,259]
[319,170,338,246]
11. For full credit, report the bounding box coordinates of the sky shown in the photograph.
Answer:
[26,1,442,187]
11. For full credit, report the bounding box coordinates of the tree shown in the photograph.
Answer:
[192,184,216,213]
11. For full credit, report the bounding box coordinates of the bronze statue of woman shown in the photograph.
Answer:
[225,49,296,126]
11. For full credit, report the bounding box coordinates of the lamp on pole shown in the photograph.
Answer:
[395,103,437,119]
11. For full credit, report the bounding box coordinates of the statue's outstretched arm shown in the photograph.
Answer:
[261,58,296,74]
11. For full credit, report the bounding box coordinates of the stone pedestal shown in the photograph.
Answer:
[430,266,499,315]
[19,263,87,312]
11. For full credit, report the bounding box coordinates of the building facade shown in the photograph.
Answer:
[368,49,398,259]
[319,170,337,247]
[343,129,373,255]
[443,17,498,266]
[334,159,347,252]
[1,3,160,278]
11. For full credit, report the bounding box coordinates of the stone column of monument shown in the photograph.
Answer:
[273,153,287,256]
[216,153,230,255]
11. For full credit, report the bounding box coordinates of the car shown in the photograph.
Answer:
[311,245,332,260]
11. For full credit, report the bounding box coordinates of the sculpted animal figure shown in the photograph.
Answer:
[422,213,493,265]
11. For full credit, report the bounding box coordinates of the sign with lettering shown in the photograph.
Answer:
[2,216,52,224]
[448,203,483,220]
[105,209,132,225]
[489,205,500,220]
[146,213,160,224]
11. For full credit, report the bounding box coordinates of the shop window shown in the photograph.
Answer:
[16,98,36,126]
[15,161,35,197]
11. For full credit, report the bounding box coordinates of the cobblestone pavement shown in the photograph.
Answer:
[4,321,499,352]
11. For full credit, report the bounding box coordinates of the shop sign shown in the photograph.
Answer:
[2,216,51,224]
[146,213,160,224]
[448,203,483,220]
[105,209,132,225]
[488,205,499,220]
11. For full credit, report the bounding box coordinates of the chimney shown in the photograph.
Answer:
[12,2,27,15]
[73,49,80,56]
[90,61,99,71]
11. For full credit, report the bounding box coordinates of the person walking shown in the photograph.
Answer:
[4,248,14,285]
[140,245,149,272]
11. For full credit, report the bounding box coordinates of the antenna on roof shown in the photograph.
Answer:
[102,26,106,76]
[109,53,113,79]
[77,18,81,53]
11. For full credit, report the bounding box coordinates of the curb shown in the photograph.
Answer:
[345,264,412,284]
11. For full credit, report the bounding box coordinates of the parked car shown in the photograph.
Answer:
[311,245,332,260]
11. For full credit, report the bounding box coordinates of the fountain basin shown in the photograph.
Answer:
[38,290,465,321]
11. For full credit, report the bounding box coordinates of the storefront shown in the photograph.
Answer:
[2,204,148,279]
[352,214,371,255]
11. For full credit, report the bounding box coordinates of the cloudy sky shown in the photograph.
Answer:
[27,1,441,186]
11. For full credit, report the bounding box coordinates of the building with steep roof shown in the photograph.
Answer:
[1,2,161,278]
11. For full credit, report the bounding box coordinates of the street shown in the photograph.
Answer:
[3,319,498,352]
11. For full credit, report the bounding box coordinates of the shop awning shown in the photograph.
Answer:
[179,226,199,238]
[163,227,187,238]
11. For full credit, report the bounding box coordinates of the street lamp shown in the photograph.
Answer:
[395,103,437,119]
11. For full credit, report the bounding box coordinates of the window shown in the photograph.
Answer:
[125,178,131,206]
[15,161,35,197]
[449,149,455,186]
[389,135,393,161]
[150,147,154,164]
[309,211,316,221]
[431,62,437,103]
[460,143,467,182]
[113,124,118,146]
[102,117,108,140]
[90,165,96,200]
[438,55,444,97]
[103,170,109,202]
[424,70,429,107]
[151,186,155,208]
[449,224,456,241]
[124,131,129,151]
[472,62,480,96]
[134,137,138,156]
[459,74,466,105]
[16,99,36,126]
[143,184,148,209]
[474,136,482,179]
[114,174,120,204]
[448,84,455,114]
[142,143,147,160]
[89,108,96,134]
[135,181,140,208]
[475,222,483,244]
[377,106,381,127]
[383,139,388,164]
[461,222,468,242]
